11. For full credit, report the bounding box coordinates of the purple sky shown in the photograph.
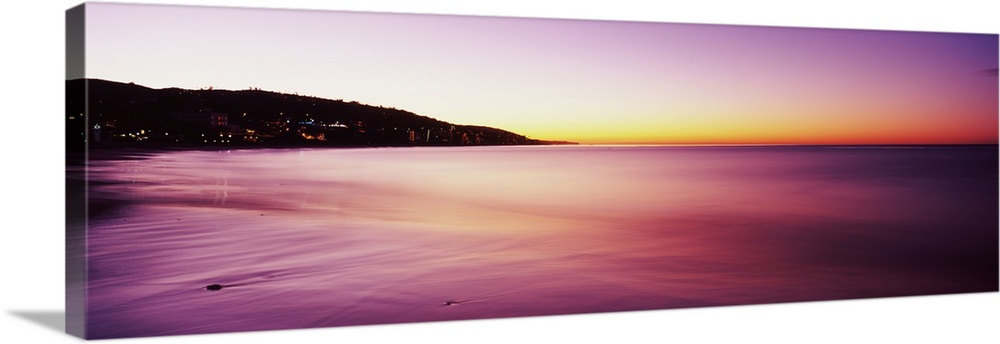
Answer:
[85,2,998,144]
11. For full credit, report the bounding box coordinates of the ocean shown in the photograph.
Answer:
[80,145,998,338]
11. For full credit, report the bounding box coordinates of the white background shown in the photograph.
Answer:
[1,1,997,343]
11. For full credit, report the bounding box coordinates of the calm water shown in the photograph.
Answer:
[83,145,998,338]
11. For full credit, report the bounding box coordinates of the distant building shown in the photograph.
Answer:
[170,110,229,127]
[91,123,102,143]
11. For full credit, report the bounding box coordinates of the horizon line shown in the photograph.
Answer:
[555,143,999,147]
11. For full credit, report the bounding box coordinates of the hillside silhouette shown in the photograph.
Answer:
[67,79,573,149]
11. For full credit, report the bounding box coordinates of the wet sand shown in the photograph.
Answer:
[80,145,998,338]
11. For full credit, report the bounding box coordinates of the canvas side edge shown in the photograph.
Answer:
[65,3,87,339]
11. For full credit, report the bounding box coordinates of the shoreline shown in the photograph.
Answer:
[78,140,582,160]
[75,142,998,161]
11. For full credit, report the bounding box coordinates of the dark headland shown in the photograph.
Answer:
[66,79,576,151]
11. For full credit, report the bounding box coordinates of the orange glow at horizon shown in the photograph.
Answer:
[523,106,999,145]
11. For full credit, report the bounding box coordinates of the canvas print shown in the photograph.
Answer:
[66,2,998,339]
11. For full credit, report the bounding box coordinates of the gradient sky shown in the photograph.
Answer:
[85,3,998,144]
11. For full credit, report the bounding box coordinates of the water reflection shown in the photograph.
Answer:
[84,146,998,338]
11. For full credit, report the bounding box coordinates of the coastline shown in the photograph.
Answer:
[76,141,998,162]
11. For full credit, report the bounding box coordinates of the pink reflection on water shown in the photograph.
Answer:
[84,146,997,338]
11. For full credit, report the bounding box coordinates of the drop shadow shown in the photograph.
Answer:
[8,310,65,333]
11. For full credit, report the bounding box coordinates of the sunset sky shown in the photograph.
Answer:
[84,3,998,145]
